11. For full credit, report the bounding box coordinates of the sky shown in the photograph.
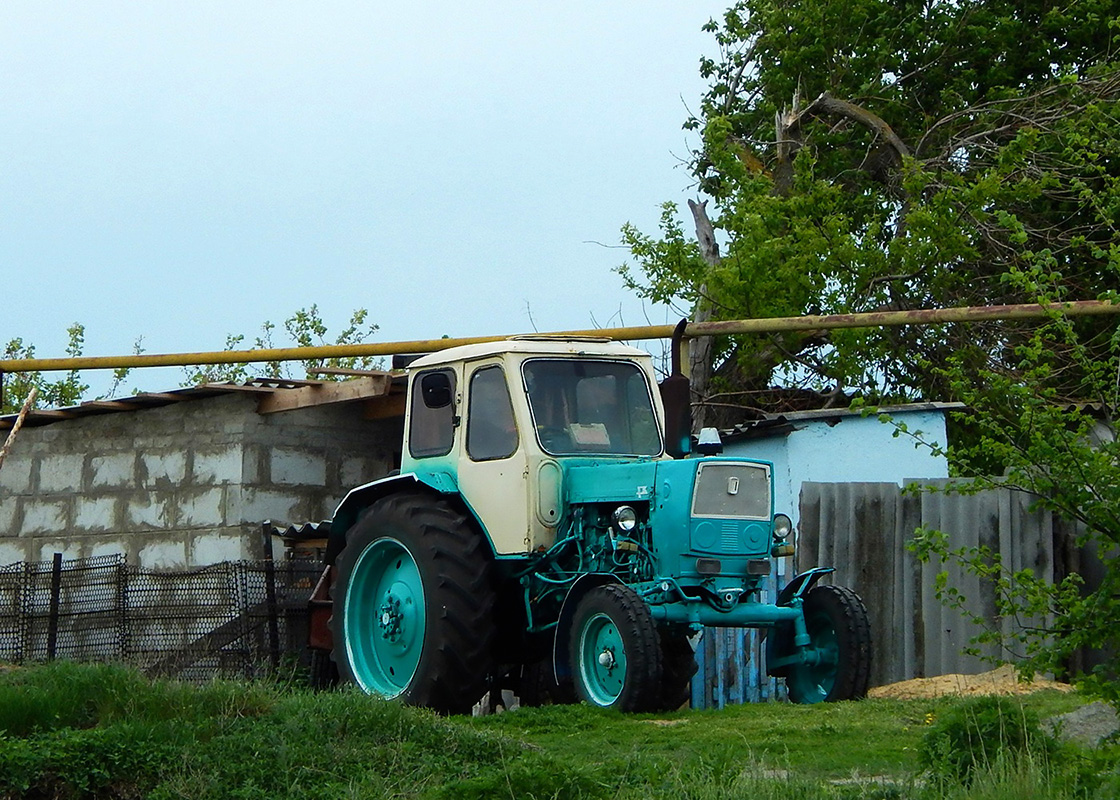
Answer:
[0,1,727,395]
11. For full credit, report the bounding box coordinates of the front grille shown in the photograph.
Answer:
[691,462,770,519]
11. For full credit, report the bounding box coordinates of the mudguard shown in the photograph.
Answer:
[776,567,835,606]
[552,572,623,683]
[324,472,459,564]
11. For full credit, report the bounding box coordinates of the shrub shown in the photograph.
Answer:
[919,696,1057,784]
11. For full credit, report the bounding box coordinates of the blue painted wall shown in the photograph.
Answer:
[723,408,950,524]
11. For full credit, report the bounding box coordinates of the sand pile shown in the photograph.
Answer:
[869,665,1074,700]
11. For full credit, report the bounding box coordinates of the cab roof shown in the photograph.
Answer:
[408,337,651,370]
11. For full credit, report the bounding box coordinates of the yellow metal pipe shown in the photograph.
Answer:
[0,299,1115,373]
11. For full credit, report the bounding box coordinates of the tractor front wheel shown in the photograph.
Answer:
[569,584,662,711]
[331,493,495,714]
[784,584,871,704]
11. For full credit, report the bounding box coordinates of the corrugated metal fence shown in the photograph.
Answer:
[692,480,1087,707]
[0,554,319,681]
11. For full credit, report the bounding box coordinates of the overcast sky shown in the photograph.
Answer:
[1,2,724,393]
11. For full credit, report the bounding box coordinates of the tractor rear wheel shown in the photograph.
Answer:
[657,630,697,711]
[331,492,495,714]
[569,584,662,712]
[783,584,871,704]
[517,657,577,707]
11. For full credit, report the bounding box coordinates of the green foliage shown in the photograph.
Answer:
[0,308,379,415]
[0,663,1110,799]
[919,696,1056,785]
[621,0,1120,410]
[903,261,1120,705]
[1,324,96,414]
[181,305,380,385]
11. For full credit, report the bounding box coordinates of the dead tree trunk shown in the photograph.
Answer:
[687,199,719,431]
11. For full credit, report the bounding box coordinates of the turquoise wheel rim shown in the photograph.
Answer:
[789,610,839,703]
[343,538,425,697]
[578,612,627,706]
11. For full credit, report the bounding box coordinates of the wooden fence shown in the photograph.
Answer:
[691,480,1089,707]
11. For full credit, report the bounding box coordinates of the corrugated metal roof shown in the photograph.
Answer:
[719,402,966,443]
[0,374,405,431]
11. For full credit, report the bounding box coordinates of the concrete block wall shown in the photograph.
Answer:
[0,393,401,568]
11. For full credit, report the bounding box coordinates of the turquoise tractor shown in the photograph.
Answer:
[310,331,872,714]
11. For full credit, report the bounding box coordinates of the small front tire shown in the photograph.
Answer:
[569,584,662,712]
[783,584,872,704]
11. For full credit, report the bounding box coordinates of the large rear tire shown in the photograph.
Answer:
[657,630,697,711]
[783,584,872,704]
[569,584,662,712]
[331,493,495,715]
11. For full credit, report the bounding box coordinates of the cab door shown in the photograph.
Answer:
[456,362,533,554]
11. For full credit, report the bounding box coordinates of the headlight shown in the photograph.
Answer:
[612,505,638,533]
[773,513,793,540]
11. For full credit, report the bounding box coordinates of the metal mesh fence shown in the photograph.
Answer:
[0,553,321,682]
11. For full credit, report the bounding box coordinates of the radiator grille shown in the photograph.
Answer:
[692,462,770,519]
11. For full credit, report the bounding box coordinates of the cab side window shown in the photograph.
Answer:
[467,366,518,461]
[408,369,457,458]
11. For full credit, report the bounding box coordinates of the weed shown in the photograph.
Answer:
[919,696,1057,785]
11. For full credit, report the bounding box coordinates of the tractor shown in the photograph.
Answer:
[308,326,871,713]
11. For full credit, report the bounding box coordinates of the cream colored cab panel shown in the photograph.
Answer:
[454,361,535,554]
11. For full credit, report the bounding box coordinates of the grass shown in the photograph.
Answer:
[0,661,1112,799]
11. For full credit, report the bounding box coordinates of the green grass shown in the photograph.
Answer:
[0,662,1112,799]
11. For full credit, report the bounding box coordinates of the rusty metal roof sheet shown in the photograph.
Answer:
[0,374,405,431]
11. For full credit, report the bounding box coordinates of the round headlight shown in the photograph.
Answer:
[773,513,793,540]
[612,505,638,533]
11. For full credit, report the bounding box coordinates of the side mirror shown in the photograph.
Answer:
[420,372,453,409]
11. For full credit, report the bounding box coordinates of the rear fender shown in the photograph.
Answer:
[552,573,623,683]
[325,472,462,564]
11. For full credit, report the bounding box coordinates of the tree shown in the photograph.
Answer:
[620,0,1120,426]
[1,308,380,414]
[181,306,381,385]
[2,324,93,414]
[906,265,1120,703]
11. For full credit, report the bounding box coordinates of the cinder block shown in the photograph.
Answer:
[127,495,175,529]
[38,453,85,493]
[240,488,303,526]
[22,500,69,533]
[192,446,242,485]
[36,540,83,562]
[89,540,128,560]
[0,500,16,534]
[242,446,266,483]
[192,533,245,565]
[271,449,326,486]
[179,488,224,527]
[89,453,136,489]
[0,457,33,493]
[75,497,118,531]
[0,539,29,567]
[340,457,378,488]
[139,539,187,569]
[140,452,187,488]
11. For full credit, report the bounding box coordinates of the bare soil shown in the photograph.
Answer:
[869,665,1074,700]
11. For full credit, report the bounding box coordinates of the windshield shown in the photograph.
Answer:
[522,359,662,456]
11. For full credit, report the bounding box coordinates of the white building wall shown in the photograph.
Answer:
[724,409,951,525]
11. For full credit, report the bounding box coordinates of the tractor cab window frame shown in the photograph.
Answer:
[521,358,663,457]
[408,368,457,458]
[466,365,519,462]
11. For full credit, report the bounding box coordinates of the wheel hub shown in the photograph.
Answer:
[597,648,616,670]
[379,595,404,641]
